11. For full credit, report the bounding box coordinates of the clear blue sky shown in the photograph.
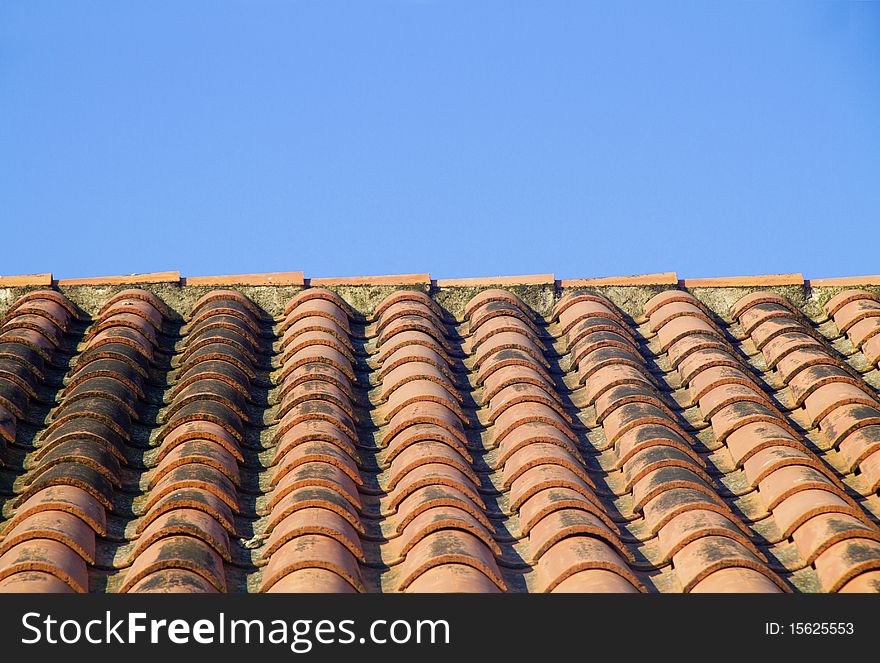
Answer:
[1,1,878,281]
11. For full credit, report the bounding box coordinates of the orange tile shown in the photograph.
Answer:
[808,275,880,287]
[680,273,804,288]
[309,273,430,286]
[7,268,880,595]
[558,272,678,287]
[0,273,53,287]
[184,271,305,286]
[434,273,554,287]
[56,271,181,286]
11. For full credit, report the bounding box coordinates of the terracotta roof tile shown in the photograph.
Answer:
[184,272,304,286]
[435,274,554,287]
[681,273,804,288]
[559,272,678,287]
[55,271,181,286]
[309,273,430,286]
[1,277,879,592]
[810,275,880,287]
[0,273,53,287]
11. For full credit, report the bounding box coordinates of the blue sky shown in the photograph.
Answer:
[1,1,878,281]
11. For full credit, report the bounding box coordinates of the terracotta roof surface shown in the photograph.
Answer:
[1,272,880,593]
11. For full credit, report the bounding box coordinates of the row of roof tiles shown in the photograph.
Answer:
[5,272,880,289]
[0,285,879,592]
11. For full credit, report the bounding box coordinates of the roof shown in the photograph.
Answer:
[0,270,879,593]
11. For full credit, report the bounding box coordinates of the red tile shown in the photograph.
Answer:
[614,424,702,469]
[0,273,53,287]
[681,273,803,288]
[761,332,823,369]
[138,488,236,535]
[265,568,359,593]
[710,401,796,444]
[374,300,445,336]
[508,465,598,513]
[439,274,553,288]
[388,463,483,512]
[264,488,363,536]
[549,569,641,593]
[0,570,75,593]
[9,274,880,594]
[185,272,304,286]
[772,490,871,538]
[126,569,218,594]
[529,509,628,562]
[283,287,352,317]
[121,536,227,592]
[842,317,880,349]
[310,273,429,287]
[394,485,492,534]
[270,462,362,513]
[373,289,445,322]
[493,402,575,448]
[657,509,762,563]
[730,291,799,320]
[272,419,357,465]
[832,299,880,333]
[382,422,469,463]
[518,486,616,535]
[791,512,880,565]
[750,318,806,350]
[0,510,96,564]
[858,449,880,493]
[738,303,800,336]
[8,485,107,536]
[825,289,880,317]
[383,379,465,424]
[129,509,231,563]
[602,402,688,447]
[393,506,500,561]
[281,298,350,334]
[494,422,579,468]
[481,364,556,406]
[819,403,880,447]
[741,446,841,491]
[689,568,784,593]
[559,272,678,288]
[838,570,880,593]
[7,298,73,332]
[649,301,717,333]
[57,271,180,286]
[262,508,364,562]
[500,443,590,490]
[677,347,741,387]
[813,538,880,592]
[0,539,89,592]
[803,383,877,426]
[583,364,654,403]
[698,383,772,421]
[464,289,538,321]
[622,445,711,491]
[644,290,702,318]
[757,465,841,511]
[383,401,468,450]
[656,316,724,352]
[386,441,476,490]
[395,530,506,592]
[403,564,502,593]
[535,536,642,593]
[272,441,361,490]
[631,466,716,514]
[671,536,786,593]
